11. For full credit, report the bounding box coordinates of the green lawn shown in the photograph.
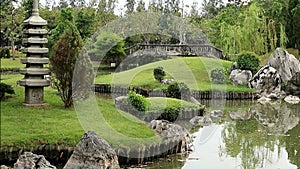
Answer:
[0,58,24,68]
[0,74,157,149]
[147,97,201,113]
[95,57,253,92]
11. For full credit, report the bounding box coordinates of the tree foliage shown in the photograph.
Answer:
[50,24,83,108]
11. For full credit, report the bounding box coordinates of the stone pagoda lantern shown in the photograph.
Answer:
[19,0,50,106]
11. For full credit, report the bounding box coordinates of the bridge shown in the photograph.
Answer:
[126,44,224,59]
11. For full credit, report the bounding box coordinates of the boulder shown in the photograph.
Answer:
[229,110,252,120]
[229,69,252,86]
[161,79,175,85]
[268,48,300,82]
[248,65,284,99]
[0,165,11,169]
[64,131,120,169]
[14,152,56,169]
[210,110,224,118]
[284,95,300,104]
[189,116,212,127]
[148,120,193,152]
[286,72,300,95]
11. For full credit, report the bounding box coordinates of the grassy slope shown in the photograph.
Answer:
[95,57,253,92]
[1,74,156,148]
[147,97,200,113]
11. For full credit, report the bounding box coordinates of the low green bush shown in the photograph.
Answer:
[0,47,10,58]
[0,83,15,99]
[164,82,191,101]
[210,68,226,84]
[153,66,166,82]
[236,52,260,73]
[158,106,181,122]
[128,91,149,111]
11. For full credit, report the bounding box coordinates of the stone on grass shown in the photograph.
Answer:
[64,131,120,169]
[229,69,252,86]
[284,95,300,104]
[268,48,300,82]
[14,152,56,169]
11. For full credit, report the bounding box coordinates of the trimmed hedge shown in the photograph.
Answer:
[128,91,149,111]
[153,66,166,82]
[0,83,15,99]
[210,68,226,84]
[164,82,191,101]
[236,52,260,73]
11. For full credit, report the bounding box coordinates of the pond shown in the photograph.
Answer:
[146,100,300,169]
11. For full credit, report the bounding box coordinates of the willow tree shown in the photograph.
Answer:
[210,2,288,58]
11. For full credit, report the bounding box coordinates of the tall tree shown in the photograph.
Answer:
[58,0,69,9]
[75,8,96,41]
[125,0,135,15]
[136,0,145,12]
[50,24,84,108]
[22,0,33,19]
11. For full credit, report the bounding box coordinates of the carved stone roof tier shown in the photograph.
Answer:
[24,15,47,26]
[18,79,50,87]
[20,68,50,75]
[23,47,49,54]
[23,38,48,44]
[21,57,49,64]
[24,29,48,35]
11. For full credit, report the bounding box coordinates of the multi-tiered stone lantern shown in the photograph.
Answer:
[19,0,50,106]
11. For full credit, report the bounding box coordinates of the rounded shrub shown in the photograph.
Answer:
[236,52,260,73]
[210,68,226,84]
[164,82,191,101]
[128,91,149,111]
[0,47,11,58]
[0,83,15,100]
[158,106,181,122]
[153,66,166,82]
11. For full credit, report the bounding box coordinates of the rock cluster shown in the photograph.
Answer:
[286,72,300,95]
[268,48,300,82]
[229,69,252,86]
[148,120,193,152]
[248,65,284,99]
[14,152,56,169]
[64,131,120,169]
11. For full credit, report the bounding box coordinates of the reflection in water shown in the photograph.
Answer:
[181,100,299,169]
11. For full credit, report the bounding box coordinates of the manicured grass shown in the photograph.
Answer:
[0,58,50,69]
[147,97,201,113]
[1,74,157,149]
[95,57,254,92]
[0,58,24,68]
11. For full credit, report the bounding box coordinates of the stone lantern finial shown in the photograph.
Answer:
[32,0,39,16]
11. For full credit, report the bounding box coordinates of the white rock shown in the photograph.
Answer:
[284,95,300,104]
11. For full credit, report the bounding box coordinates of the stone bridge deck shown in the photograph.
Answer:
[127,44,224,59]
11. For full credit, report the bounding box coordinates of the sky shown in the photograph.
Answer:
[39,0,207,16]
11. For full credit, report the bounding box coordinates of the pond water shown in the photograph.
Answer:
[146,100,300,169]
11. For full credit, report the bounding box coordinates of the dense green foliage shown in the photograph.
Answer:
[153,66,166,82]
[128,91,149,111]
[0,82,15,99]
[236,52,260,73]
[0,47,10,58]
[50,24,84,108]
[210,68,226,84]
[164,82,191,101]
